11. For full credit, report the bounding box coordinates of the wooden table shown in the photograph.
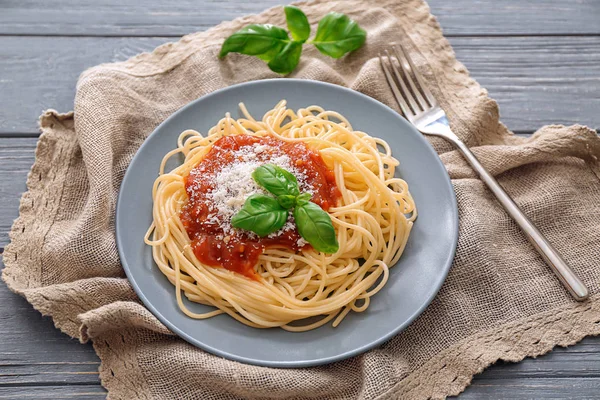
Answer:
[1,1,599,398]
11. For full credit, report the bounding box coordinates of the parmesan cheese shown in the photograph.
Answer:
[198,144,311,244]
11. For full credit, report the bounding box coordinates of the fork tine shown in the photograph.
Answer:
[378,52,414,119]
[392,46,429,111]
[384,50,421,116]
[395,44,437,108]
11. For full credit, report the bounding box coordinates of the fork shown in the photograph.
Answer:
[379,45,589,301]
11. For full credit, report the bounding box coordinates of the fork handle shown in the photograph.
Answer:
[453,140,589,301]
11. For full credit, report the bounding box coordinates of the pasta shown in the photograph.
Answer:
[145,101,416,331]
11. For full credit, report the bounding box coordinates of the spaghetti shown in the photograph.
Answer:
[145,101,416,331]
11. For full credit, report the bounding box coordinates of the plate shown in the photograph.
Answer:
[116,79,458,367]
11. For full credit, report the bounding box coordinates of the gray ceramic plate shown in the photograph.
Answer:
[116,79,458,368]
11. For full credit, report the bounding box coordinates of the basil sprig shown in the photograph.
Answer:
[231,164,339,254]
[219,6,366,75]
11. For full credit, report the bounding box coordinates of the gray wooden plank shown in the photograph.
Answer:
[0,0,599,36]
[0,363,100,387]
[0,36,167,133]
[481,347,600,380]
[0,385,106,399]
[451,36,600,132]
[0,138,36,247]
[455,377,600,399]
[0,268,102,385]
[1,36,599,135]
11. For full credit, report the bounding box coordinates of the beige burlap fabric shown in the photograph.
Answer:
[3,0,600,398]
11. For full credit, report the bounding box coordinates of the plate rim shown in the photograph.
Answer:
[116,78,458,367]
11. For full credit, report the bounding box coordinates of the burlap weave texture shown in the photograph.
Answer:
[3,0,600,398]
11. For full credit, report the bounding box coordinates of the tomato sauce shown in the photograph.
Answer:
[180,134,340,279]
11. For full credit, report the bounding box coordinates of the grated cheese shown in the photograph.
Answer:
[195,144,313,244]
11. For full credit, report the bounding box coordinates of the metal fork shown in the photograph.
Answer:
[379,45,589,301]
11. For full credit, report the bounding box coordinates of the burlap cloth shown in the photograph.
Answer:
[3,0,600,398]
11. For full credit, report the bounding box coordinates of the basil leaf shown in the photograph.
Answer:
[284,6,310,43]
[253,164,300,197]
[296,192,311,206]
[277,194,297,209]
[294,202,339,253]
[267,41,303,75]
[231,194,288,237]
[219,24,290,62]
[311,12,366,59]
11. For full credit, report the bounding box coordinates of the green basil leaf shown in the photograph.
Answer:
[267,41,303,75]
[294,202,339,253]
[219,24,290,62]
[284,6,310,43]
[252,164,300,197]
[310,12,366,59]
[231,194,288,237]
[277,194,297,209]
[296,192,311,206]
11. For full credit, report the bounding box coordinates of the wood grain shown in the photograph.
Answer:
[1,0,599,36]
[456,377,600,399]
[0,263,103,389]
[0,37,167,134]
[1,36,599,135]
[0,385,106,399]
[0,139,36,247]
